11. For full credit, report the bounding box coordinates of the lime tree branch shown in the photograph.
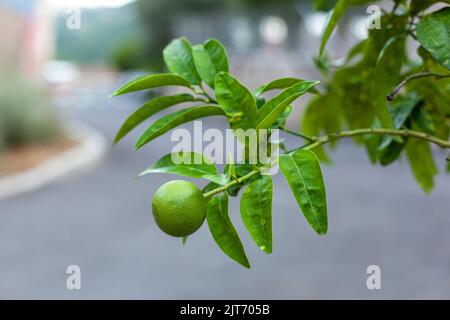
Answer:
[202,127,450,198]
[387,72,450,102]
[203,169,260,199]
[303,128,450,150]
[281,126,315,142]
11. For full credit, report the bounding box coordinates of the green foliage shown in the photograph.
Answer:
[416,7,450,70]
[319,0,373,57]
[55,5,142,65]
[215,72,258,130]
[112,74,191,96]
[163,37,201,85]
[115,94,195,144]
[206,193,250,268]
[279,150,328,235]
[110,40,147,71]
[135,106,226,149]
[240,176,273,254]
[114,1,450,267]
[0,76,59,151]
[307,0,450,193]
[193,39,229,88]
[405,129,438,193]
[139,152,217,178]
[256,81,320,129]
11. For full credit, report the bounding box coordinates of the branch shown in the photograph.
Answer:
[203,169,260,199]
[281,127,315,142]
[387,72,450,102]
[202,128,450,198]
[304,128,450,150]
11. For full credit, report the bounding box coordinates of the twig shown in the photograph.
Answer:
[203,169,260,199]
[281,127,316,142]
[202,127,450,198]
[304,128,450,150]
[387,72,450,102]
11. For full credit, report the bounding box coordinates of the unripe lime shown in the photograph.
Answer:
[152,180,206,237]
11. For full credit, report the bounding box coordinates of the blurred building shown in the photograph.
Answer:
[0,0,53,78]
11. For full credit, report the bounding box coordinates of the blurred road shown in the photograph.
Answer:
[0,82,450,299]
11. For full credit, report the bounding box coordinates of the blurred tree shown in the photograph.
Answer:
[135,0,229,71]
[136,0,311,69]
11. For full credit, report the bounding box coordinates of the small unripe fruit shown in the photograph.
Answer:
[152,180,206,237]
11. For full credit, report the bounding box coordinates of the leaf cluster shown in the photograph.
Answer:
[112,0,450,267]
[112,37,323,267]
[306,0,450,192]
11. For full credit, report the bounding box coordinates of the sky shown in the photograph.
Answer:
[46,0,135,9]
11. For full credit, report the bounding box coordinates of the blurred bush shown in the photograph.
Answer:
[110,40,147,71]
[0,76,59,151]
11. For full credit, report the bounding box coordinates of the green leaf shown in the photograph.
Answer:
[240,175,273,254]
[163,37,201,85]
[379,140,407,166]
[405,135,438,193]
[378,94,420,150]
[224,154,236,180]
[410,0,450,16]
[206,193,250,268]
[114,94,195,144]
[416,7,450,70]
[314,0,339,11]
[192,38,229,88]
[302,94,342,147]
[301,94,342,164]
[256,81,320,129]
[139,152,217,178]
[202,164,257,197]
[272,105,292,129]
[205,154,237,185]
[135,106,226,149]
[202,174,229,185]
[215,72,258,130]
[319,0,372,57]
[344,39,368,64]
[255,77,319,97]
[372,36,406,129]
[256,96,266,109]
[414,107,436,135]
[279,150,328,235]
[111,74,191,96]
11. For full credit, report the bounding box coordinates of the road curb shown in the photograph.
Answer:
[0,122,107,201]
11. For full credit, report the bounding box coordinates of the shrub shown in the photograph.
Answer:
[0,76,59,151]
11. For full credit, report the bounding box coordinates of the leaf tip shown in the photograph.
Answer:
[316,225,328,236]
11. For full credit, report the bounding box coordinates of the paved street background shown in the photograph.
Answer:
[0,78,449,299]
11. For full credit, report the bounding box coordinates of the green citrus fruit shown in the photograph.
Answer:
[152,180,207,237]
